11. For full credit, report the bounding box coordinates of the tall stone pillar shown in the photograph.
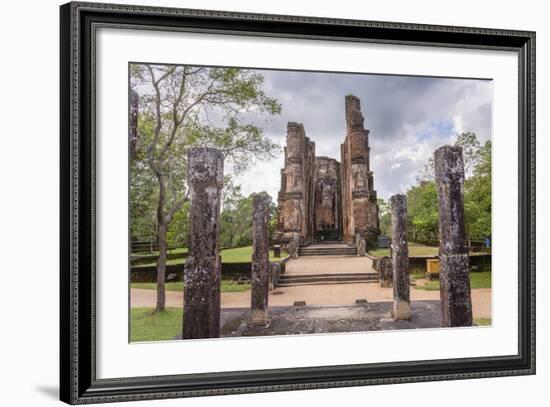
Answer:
[250,192,271,326]
[435,146,473,327]
[391,194,410,320]
[276,122,315,245]
[283,123,304,242]
[341,95,379,243]
[183,148,224,339]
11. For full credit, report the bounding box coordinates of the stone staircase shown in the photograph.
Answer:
[299,243,357,257]
[280,242,379,287]
[277,272,379,287]
[377,235,391,249]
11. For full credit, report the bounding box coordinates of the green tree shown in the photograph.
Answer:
[377,198,391,236]
[220,189,276,249]
[166,201,191,247]
[464,140,492,239]
[130,115,159,249]
[406,181,439,242]
[418,132,482,181]
[409,132,491,244]
[219,176,244,249]
[131,64,281,312]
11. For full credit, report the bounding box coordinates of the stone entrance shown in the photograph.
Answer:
[275,95,379,246]
[314,157,342,241]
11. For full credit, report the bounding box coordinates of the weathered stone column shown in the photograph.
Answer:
[391,194,410,320]
[250,192,271,325]
[340,95,379,243]
[276,123,315,245]
[183,148,224,339]
[435,146,473,327]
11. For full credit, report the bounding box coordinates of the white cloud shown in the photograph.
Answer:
[223,69,492,201]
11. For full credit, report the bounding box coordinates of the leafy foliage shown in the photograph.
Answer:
[130,64,281,311]
[464,140,492,239]
[377,198,391,236]
[220,183,277,249]
[405,133,491,243]
[130,65,281,239]
[418,132,482,181]
[406,181,439,242]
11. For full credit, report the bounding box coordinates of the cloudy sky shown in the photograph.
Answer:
[230,69,492,201]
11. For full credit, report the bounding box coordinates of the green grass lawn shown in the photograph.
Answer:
[130,307,182,342]
[369,243,489,258]
[414,271,491,291]
[132,247,189,256]
[131,280,250,293]
[135,245,282,267]
[409,270,426,281]
[220,246,278,263]
[368,243,439,258]
[474,317,492,326]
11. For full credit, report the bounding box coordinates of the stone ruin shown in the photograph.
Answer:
[183,147,224,339]
[275,95,379,246]
[390,194,410,320]
[178,112,474,340]
[250,192,271,326]
[435,145,473,327]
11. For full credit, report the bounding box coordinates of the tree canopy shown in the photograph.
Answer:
[129,64,281,311]
[405,133,491,243]
[130,64,282,249]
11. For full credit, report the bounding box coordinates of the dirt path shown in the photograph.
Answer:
[131,256,491,319]
[131,285,491,318]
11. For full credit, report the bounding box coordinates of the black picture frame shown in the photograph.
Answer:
[60,1,536,404]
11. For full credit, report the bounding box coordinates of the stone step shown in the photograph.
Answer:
[279,278,379,285]
[299,252,357,257]
[279,274,378,285]
[300,247,356,250]
[280,272,377,278]
[300,249,357,253]
[277,280,378,287]
[377,235,391,249]
[308,241,347,245]
[299,248,357,254]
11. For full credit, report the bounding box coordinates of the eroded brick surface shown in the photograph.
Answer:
[275,96,379,246]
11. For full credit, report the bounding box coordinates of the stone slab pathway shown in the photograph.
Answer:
[172,301,443,338]
[284,255,375,276]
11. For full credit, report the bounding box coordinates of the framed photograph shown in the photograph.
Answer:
[60,1,535,404]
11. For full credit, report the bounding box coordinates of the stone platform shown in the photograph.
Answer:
[174,300,441,339]
[279,255,379,287]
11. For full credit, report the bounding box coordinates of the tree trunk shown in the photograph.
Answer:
[155,178,167,312]
[155,222,167,312]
